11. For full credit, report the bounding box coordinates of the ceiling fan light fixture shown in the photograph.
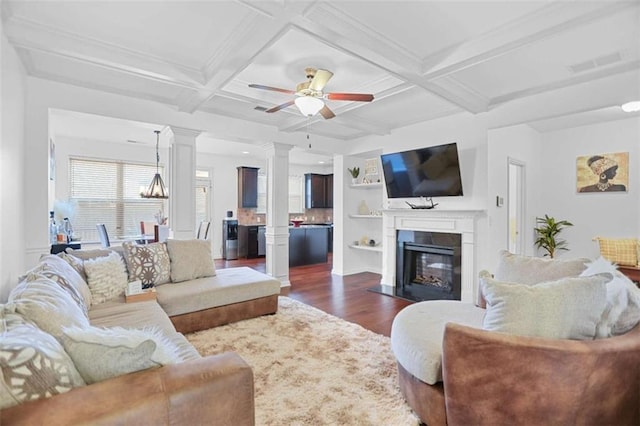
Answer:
[295,96,324,116]
[621,101,640,113]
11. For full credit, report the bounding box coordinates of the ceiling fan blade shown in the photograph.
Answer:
[265,100,295,113]
[319,105,336,120]
[326,93,374,102]
[309,69,334,91]
[249,84,296,95]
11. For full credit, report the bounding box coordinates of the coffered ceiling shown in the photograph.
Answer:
[3,0,639,145]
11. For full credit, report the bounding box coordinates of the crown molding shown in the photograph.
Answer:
[29,68,178,107]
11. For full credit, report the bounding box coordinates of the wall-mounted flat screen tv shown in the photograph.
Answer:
[381,142,463,198]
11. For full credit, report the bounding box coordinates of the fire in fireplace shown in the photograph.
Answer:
[396,230,461,302]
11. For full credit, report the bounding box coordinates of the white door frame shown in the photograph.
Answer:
[507,158,526,255]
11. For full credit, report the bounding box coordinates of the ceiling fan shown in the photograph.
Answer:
[249,68,374,119]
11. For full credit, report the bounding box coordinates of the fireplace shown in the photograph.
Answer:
[396,230,461,302]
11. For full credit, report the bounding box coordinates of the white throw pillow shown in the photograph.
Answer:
[83,251,128,305]
[61,325,183,384]
[494,250,589,285]
[482,275,608,340]
[7,277,90,339]
[579,256,640,337]
[0,312,85,409]
[165,239,216,283]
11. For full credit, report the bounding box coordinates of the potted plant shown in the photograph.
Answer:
[534,214,573,258]
[348,167,360,184]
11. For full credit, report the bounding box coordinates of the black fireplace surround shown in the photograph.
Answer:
[395,230,462,302]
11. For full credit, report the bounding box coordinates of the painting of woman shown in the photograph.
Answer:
[577,153,628,193]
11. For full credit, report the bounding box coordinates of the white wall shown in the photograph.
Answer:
[538,118,640,260]
[1,29,27,301]
[486,124,542,268]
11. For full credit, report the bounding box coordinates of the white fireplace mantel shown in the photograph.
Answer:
[381,209,485,303]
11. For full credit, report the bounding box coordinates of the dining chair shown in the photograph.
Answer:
[140,221,158,244]
[197,221,211,240]
[96,223,110,247]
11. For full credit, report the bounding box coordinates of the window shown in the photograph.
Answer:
[69,157,166,243]
[256,171,304,214]
[195,171,211,226]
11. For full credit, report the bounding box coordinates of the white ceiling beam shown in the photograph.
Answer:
[3,16,205,89]
[291,4,488,113]
[178,1,314,113]
[489,60,640,108]
[422,0,637,80]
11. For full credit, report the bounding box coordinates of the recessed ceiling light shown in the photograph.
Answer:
[242,151,250,154]
[318,161,325,164]
[621,101,640,113]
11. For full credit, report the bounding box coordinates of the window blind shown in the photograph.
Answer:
[69,157,166,243]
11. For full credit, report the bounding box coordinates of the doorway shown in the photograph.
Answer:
[507,158,525,255]
[196,170,212,230]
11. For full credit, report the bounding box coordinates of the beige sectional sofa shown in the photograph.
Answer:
[1,240,281,424]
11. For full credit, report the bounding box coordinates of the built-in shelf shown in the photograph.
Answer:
[348,214,383,219]
[350,182,382,189]
[349,244,382,253]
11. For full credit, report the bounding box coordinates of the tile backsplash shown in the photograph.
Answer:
[238,208,333,225]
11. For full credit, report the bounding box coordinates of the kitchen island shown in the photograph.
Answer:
[289,224,330,267]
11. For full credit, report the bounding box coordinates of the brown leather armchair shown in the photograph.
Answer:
[440,322,640,426]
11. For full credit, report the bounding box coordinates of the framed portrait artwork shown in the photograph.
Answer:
[576,152,628,193]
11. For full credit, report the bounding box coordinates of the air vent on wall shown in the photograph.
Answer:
[126,139,145,144]
[568,51,624,75]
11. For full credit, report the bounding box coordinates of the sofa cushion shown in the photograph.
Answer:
[595,237,638,267]
[89,298,177,335]
[122,242,171,287]
[580,256,640,337]
[84,251,128,305]
[482,275,608,340]
[61,325,183,384]
[8,277,90,339]
[390,301,485,385]
[156,266,280,317]
[0,312,85,409]
[165,239,216,283]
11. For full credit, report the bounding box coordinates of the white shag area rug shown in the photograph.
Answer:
[186,296,420,426]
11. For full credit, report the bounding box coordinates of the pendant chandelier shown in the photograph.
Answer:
[141,130,168,199]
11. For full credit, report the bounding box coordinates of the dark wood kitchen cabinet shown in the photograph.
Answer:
[304,173,333,208]
[238,167,259,208]
[289,226,329,267]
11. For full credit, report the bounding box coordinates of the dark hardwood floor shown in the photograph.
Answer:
[215,255,413,336]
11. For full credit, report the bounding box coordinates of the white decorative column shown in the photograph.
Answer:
[263,142,292,292]
[168,126,200,239]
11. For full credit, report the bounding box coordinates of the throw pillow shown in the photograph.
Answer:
[57,252,87,280]
[25,254,92,311]
[580,256,640,337]
[61,325,182,384]
[482,274,608,340]
[122,242,171,287]
[7,277,90,339]
[595,237,638,267]
[0,312,85,409]
[493,250,589,285]
[24,270,88,319]
[83,251,128,305]
[165,239,216,283]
